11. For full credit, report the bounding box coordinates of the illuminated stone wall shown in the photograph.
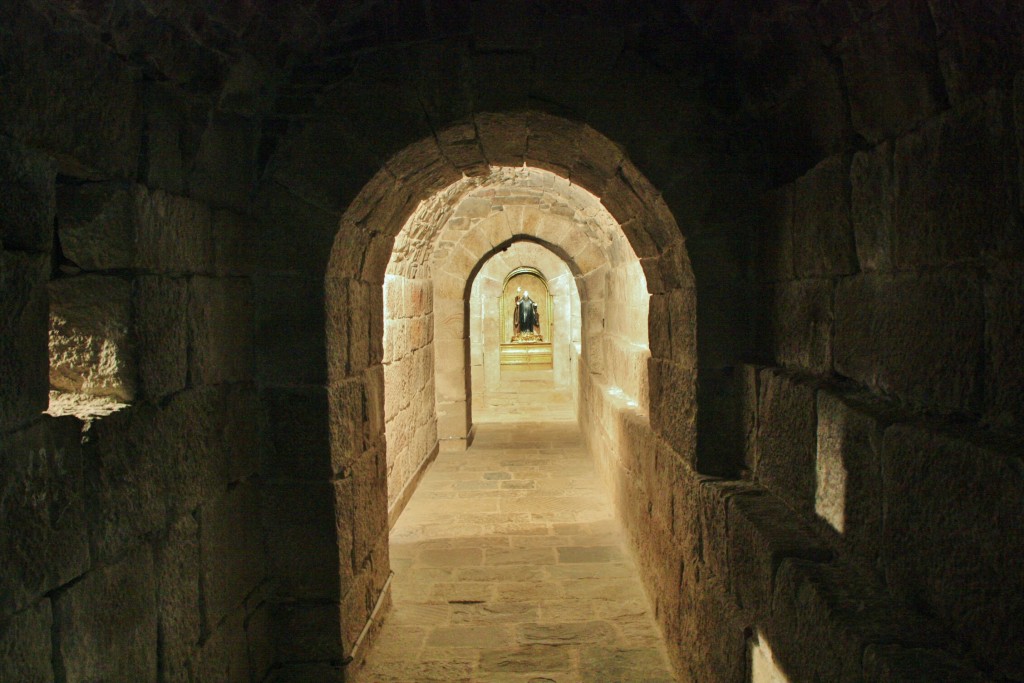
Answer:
[381,274,437,518]
[469,240,578,408]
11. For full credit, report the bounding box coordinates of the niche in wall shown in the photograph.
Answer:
[500,267,553,368]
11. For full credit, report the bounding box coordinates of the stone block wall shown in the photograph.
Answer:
[382,274,437,517]
[735,367,1023,679]
[733,2,1024,679]
[0,5,271,680]
[4,1,1021,681]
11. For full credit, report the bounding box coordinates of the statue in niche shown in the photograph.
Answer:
[512,288,542,342]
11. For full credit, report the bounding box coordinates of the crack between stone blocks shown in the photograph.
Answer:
[194,507,211,642]
[49,593,67,683]
[470,115,493,168]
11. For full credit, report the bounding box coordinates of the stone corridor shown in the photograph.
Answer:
[352,421,676,683]
[3,3,1023,680]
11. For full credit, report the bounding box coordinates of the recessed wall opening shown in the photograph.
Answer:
[45,273,133,421]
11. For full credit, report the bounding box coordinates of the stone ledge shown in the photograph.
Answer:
[726,490,833,618]
[765,558,978,682]
[739,363,1024,678]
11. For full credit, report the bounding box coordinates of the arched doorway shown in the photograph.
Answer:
[319,113,697,669]
[471,245,581,423]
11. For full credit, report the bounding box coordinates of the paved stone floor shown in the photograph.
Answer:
[351,421,677,683]
[474,368,575,423]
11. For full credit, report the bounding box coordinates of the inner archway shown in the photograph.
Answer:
[470,242,581,423]
[381,164,658,512]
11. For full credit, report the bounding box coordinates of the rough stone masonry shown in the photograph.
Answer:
[1,1,1022,681]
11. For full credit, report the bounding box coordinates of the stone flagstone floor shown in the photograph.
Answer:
[473,368,575,423]
[350,421,677,683]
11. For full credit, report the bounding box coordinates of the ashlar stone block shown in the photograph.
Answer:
[188,112,257,213]
[0,9,141,179]
[815,390,891,564]
[162,388,232,517]
[763,278,833,375]
[256,274,327,386]
[0,135,56,252]
[188,276,253,386]
[86,388,230,560]
[257,181,344,276]
[893,91,1019,268]
[792,154,857,278]
[0,417,89,614]
[850,142,895,273]
[245,601,274,683]
[726,491,831,618]
[200,482,266,627]
[139,81,196,195]
[754,368,817,516]
[757,184,794,283]
[437,399,470,442]
[55,546,157,683]
[263,385,334,480]
[834,269,983,412]
[570,125,624,199]
[263,480,352,601]
[436,123,488,175]
[453,196,491,220]
[270,116,380,216]
[197,608,249,683]
[351,448,389,568]
[0,251,50,431]
[84,404,167,560]
[647,293,671,360]
[134,275,188,400]
[271,601,345,664]
[212,210,256,277]
[838,1,944,143]
[675,572,746,683]
[526,117,583,176]
[881,422,1024,678]
[648,359,697,462]
[0,600,53,683]
[766,558,948,683]
[56,182,135,270]
[156,514,200,683]
[134,186,213,274]
[474,113,529,167]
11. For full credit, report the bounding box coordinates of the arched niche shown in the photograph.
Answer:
[502,266,553,347]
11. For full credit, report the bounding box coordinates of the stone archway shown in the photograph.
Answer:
[314,112,696,669]
[470,241,581,422]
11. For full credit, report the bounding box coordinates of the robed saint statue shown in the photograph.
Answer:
[512,291,541,342]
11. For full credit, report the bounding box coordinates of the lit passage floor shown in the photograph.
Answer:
[351,422,677,682]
